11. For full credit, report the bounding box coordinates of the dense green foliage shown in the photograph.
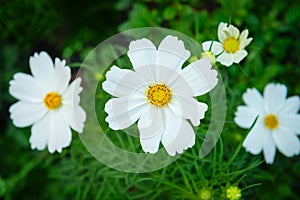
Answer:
[1,0,300,199]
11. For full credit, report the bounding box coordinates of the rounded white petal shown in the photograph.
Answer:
[138,108,164,154]
[263,131,276,164]
[242,88,265,114]
[29,51,55,89]
[234,105,259,129]
[62,78,82,106]
[127,38,156,70]
[30,112,52,151]
[202,41,223,55]
[168,95,208,126]
[202,41,212,51]
[9,72,46,103]
[60,104,86,133]
[47,111,72,153]
[218,22,228,42]
[104,92,147,130]
[278,96,300,115]
[216,52,234,67]
[172,59,218,96]
[54,58,71,93]
[228,24,240,39]
[162,108,195,156]
[279,113,300,135]
[242,123,266,155]
[232,50,248,63]
[263,83,287,114]
[102,65,145,97]
[273,127,300,157]
[9,101,47,128]
[157,35,191,71]
[239,30,252,49]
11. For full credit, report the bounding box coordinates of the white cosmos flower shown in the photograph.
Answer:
[102,35,218,156]
[9,51,86,153]
[234,83,300,164]
[205,22,252,67]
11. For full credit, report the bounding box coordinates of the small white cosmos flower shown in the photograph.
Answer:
[216,22,252,66]
[9,51,86,153]
[234,83,300,164]
[204,22,252,67]
[102,35,218,156]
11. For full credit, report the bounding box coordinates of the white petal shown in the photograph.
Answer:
[138,108,164,154]
[9,101,47,128]
[216,52,234,67]
[273,127,300,157]
[239,30,252,49]
[202,41,223,55]
[242,88,265,114]
[234,105,259,129]
[263,83,287,113]
[47,111,72,153]
[157,35,191,71]
[135,64,179,87]
[168,96,208,126]
[243,123,266,155]
[62,78,82,106]
[228,25,240,39]
[60,104,86,133]
[162,108,195,156]
[102,65,145,97]
[29,51,55,89]
[30,112,51,151]
[263,131,276,164]
[278,96,300,115]
[104,92,147,130]
[279,114,300,135]
[232,50,248,63]
[127,38,156,70]
[218,22,228,42]
[54,58,71,93]
[9,73,46,103]
[172,59,218,96]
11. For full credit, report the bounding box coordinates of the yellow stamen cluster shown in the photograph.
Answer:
[146,83,172,107]
[223,37,240,53]
[44,92,62,110]
[264,114,279,130]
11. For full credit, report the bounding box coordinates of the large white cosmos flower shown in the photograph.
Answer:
[204,22,252,67]
[9,51,86,153]
[234,83,300,164]
[102,35,218,156]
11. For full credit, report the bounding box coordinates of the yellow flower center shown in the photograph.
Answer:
[43,92,62,110]
[223,37,240,53]
[226,186,242,200]
[264,114,279,130]
[146,83,172,107]
[201,51,216,65]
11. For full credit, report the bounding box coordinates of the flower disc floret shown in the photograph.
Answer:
[146,83,172,107]
[44,92,62,110]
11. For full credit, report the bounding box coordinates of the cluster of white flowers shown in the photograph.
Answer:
[8,22,300,165]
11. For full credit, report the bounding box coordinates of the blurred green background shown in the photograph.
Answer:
[1,0,300,199]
